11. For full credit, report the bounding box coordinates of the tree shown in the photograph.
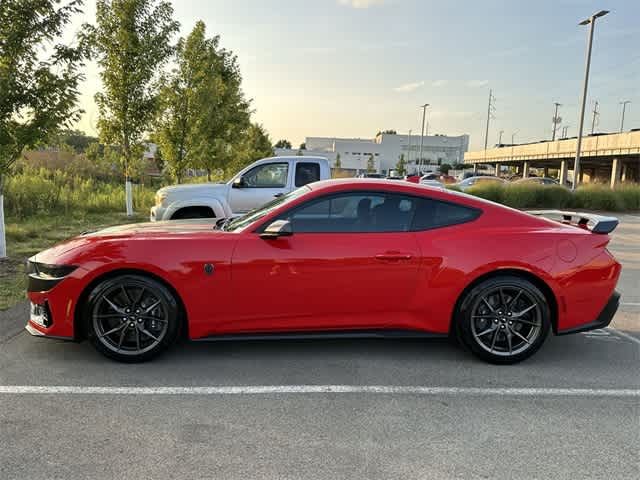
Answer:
[396,154,406,176]
[184,26,250,181]
[366,154,376,173]
[0,0,86,258]
[154,21,208,183]
[299,142,306,150]
[376,129,397,136]
[440,163,452,175]
[274,139,292,149]
[83,0,179,214]
[334,153,341,168]
[228,123,273,173]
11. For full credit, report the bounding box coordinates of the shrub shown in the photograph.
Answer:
[3,167,156,219]
[457,182,639,212]
[571,184,625,212]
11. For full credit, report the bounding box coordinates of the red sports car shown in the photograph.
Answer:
[26,179,621,364]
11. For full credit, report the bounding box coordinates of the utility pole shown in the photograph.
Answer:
[590,100,599,135]
[551,102,562,141]
[620,100,631,132]
[407,129,412,168]
[418,103,429,172]
[573,10,609,191]
[484,89,495,151]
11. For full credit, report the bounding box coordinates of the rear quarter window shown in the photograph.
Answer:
[411,198,480,231]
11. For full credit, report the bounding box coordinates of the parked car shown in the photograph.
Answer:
[419,175,444,188]
[513,177,561,186]
[151,156,331,221]
[26,179,621,364]
[456,176,507,191]
[357,172,384,179]
[405,174,421,183]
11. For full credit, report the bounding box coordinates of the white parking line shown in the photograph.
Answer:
[610,328,640,346]
[0,385,638,397]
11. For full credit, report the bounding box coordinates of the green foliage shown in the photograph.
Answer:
[0,0,86,187]
[377,130,397,135]
[299,142,306,150]
[54,129,98,153]
[334,153,341,168]
[227,123,273,174]
[440,163,452,175]
[3,167,155,219]
[463,183,639,212]
[367,154,376,172]
[396,154,406,176]
[274,139,292,149]
[83,0,179,176]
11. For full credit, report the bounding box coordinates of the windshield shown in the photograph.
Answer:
[221,186,311,232]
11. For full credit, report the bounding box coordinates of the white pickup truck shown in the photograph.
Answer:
[150,156,331,221]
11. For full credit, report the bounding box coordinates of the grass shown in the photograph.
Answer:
[461,183,640,212]
[0,211,146,310]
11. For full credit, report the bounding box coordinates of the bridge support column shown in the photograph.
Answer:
[543,167,549,177]
[610,158,622,189]
[522,161,530,179]
[495,163,500,177]
[559,160,568,185]
[473,163,478,174]
[621,163,628,182]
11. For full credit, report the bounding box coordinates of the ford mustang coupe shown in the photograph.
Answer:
[26,179,621,364]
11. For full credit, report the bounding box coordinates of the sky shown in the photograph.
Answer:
[69,0,640,150]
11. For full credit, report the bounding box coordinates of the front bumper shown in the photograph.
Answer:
[557,291,620,335]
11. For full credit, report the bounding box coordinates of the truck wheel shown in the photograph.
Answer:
[171,207,215,219]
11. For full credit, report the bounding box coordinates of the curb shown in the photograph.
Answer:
[0,301,28,344]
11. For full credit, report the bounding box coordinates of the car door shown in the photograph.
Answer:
[229,191,422,333]
[228,161,291,213]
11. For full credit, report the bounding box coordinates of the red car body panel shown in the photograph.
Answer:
[26,180,621,341]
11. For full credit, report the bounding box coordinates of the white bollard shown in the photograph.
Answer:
[0,194,6,258]
[125,179,134,216]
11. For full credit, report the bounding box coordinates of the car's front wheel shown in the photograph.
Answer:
[85,274,180,362]
[456,276,551,364]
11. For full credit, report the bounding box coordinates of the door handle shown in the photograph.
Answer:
[273,193,284,198]
[375,252,413,261]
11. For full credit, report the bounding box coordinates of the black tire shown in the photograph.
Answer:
[171,207,214,220]
[456,276,551,364]
[85,274,180,363]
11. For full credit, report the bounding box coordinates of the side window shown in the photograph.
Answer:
[411,198,479,230]
[278,192,416,233]
[295,162,321,187]
[243,162,289,188]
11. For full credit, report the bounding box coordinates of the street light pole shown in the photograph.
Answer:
[498,130,504,145]
[407,129,412,168]
[620,100,631,132]
[418,103,429,172]
[572,10,609,191]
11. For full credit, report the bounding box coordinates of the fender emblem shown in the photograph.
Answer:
[204,263,215,275]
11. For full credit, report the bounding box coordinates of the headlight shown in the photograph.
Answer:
[155,192,168,207]
[27,261,77,292]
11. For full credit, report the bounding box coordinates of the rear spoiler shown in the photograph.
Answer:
[527,210,619,234]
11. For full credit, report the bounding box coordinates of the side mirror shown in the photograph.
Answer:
[232,176,246,188]
[260,220,293,239]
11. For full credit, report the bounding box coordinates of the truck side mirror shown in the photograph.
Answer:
[260,220,293,239]
[232,176,246,188]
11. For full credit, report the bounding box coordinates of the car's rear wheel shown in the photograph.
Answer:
[85,275,180,362]
[456,276,551,364]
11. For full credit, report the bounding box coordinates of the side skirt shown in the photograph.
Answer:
[192,329,448,343]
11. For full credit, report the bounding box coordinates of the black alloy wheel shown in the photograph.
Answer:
[456,276,551,364]
[86,275,180,362]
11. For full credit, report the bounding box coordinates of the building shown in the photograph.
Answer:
[275,132,470,175]
[463,131,640,187]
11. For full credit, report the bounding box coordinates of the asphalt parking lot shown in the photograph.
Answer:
[1,214,638,480]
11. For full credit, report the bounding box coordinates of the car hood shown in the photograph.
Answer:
[157,182,229,197]
[32,220,222,264]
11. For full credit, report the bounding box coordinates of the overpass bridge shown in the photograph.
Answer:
[464,131,640,187]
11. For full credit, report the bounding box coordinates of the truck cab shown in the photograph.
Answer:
[151,156,331,221]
